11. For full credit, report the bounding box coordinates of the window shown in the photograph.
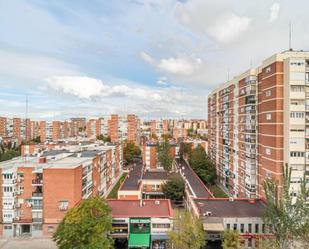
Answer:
[262,224,265,233]
[233,224,237,230]
[265,66,271,73]
[59,200,69,211]
[265,90,271,97]
[248,224,252,233]
[48,226,54,233]
[290,151,305,157]
[266,114,271,120]
[226,224,230,230]
[240,224,244,233]
[291,85,305,92]
[152,223,170,229]
[265,148,271,155]
[255,224,259,233]
[290,112,304,118]
[33,224,42,231]
[3,225,12,230]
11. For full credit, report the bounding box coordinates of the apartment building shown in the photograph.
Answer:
[172,127,187,142]
[150,120,169,138]
[142,141,178,170]
[208,50,309,200]
[0,142,123,237]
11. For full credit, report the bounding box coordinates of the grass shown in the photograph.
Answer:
[107,172,128,199]
[209,184,229,198]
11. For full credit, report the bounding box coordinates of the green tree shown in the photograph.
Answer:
[263,164,309,249]
[123,142,141,164]
[189,145,216,185]
[96,134,111,143]
[167,211,206,249]
[53,197,113,249]
[157,141,173,171]
[162,176,185,202]
[179,142,192,159]
[222,229,240,249]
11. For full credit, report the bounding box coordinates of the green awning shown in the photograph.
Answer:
[128,233,150,248]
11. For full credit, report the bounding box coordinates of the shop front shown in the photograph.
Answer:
[128,218,151,249]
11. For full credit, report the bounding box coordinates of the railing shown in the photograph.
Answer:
[32,218,43,223]
[32,192,43,197]
[32,205,43,210]
[32,179,43,184]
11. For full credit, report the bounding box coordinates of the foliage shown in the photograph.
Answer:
[189,145,216,185]
[186,128,196,137]
[107,173,128,199]
[257,238,279,249]
[157,141,173,171]
[21,136,41,145]
[161,134,171,141]
[209,185,228,198]
[179,142,192,159]
[0,142,20,162]
[263,164,309,249]
[96,134,111,143]
[123,142,141,163]
[162,176,185,202]
[222,229,240,249]
[53,197,114,249]
[167,211,206,249]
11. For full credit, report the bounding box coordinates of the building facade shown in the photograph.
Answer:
[208,50,309,200]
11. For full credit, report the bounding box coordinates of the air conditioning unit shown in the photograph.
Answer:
[155,200,160,205]
[203,211,212,217]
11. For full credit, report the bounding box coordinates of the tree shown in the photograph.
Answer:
[179,142,192,159]
[263,164,309,249]
[123,142,141,164]
[167,211,206,249]
[157,141,173,171]
[189,145,216,185]
[53,197,114,249]
[162,176,185,203]
[222,229,240,249]
[96,134,111,143]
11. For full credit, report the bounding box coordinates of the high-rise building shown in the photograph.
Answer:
[208,50,309,200]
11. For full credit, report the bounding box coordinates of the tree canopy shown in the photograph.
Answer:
[263,164,309,249]
[162,176,185,202]
[123,141,141,164]
[96,134,111,143]
[189,145,216,185]
[53,197,114,249]
[157,141,173,171]
[222,229,240,249]
[168,211,206,249]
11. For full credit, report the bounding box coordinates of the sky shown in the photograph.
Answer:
[0,0,309,120]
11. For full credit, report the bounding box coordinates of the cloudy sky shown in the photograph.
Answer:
[1,0,309,120]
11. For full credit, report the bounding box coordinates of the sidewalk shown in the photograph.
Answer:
[0,237,57,249]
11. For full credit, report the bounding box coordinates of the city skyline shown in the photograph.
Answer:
[1,0,309,120]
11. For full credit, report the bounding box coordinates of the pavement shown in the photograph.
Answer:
[0,237,57,249]
[175,158,213,198]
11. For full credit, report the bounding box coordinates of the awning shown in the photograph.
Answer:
[203,223,224,232]
[128,233,150,248]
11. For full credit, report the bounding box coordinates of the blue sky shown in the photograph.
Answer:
[1,0,309,120]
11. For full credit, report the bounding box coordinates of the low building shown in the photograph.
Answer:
[108,199,174,249]
[191,198,271,248]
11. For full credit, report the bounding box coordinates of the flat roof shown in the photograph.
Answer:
[120,159,143,190]
[194,198,266,218]
[107,199,173,218]
[142,171,179,180]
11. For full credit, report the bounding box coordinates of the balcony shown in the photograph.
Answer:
[32,192,43,198]
[32,218,43,223]
[32,205,43,210]
[32,179,43,185]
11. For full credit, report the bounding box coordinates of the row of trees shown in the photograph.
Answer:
[180,143,216,185]
[123,141,141,164]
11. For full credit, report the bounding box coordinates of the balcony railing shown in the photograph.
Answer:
[32,205,43,210]
[32,179,43,185]
[32,218,43,223]
[32,192,43,197]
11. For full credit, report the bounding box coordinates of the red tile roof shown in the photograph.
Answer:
[107,199,174,218]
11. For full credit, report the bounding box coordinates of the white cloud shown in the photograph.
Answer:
[46,76,107,99]
[141,52,203,76]
[269,2,280,22]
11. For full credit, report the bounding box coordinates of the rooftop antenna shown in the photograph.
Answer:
[289,21,292,51]
[250,59,253,69]
[227,67,230,81]
[25,94,28,120]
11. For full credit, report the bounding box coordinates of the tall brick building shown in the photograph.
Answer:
[208,50,309,200]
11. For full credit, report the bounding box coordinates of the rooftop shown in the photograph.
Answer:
[194,198,267,218]
[142,170,179,180]
[107,199,173,218]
